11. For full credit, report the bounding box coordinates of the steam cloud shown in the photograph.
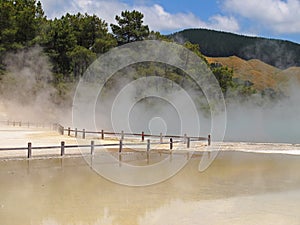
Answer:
[224,79,300,143]
[1,42,299,144]
[92,62,300,144]
[0,46,71,123]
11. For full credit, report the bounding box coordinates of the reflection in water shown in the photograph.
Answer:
[86,151,193,186]
[0,152,300,225]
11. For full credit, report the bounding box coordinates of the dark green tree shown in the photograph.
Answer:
[67,13,117,54]
[184,41,208,64]
[211,66,235,95]
[0,0,46,69]
[110,10,150,45]
[0,0,41,51]
[67,45,96,78]
[40,13,116,79]
[42,16,77,78]
[14,0,38,45]
[0,0,17,64]
[148,31,172,42]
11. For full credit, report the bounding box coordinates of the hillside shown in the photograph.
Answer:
[207,56,300,91]
[171,29,300,69]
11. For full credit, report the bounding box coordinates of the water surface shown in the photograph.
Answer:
[1,152,300,225]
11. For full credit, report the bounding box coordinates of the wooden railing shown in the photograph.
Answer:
[0,138,196,159]
[0,120,55,129]
[0,120,211,159]
[61,127,211,145]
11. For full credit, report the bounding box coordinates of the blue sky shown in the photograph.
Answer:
[40,0,300,43]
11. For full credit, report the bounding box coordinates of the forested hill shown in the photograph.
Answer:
[170,29,300,69]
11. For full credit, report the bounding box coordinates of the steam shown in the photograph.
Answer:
[1,42,298,145]
[92,64,210,137]
[223,78,300,143]
[92,60,300,144]
[0,46,71,123]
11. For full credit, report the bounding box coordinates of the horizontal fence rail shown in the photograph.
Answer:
[0,138,201,159]
[0,120,211,159]
[0,120,55,129]
[63,127,211,146]
[0,120,211,145]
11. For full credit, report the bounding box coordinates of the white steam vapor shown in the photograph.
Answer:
[1,42,298,145]
[0,46,70,123]
[93,63,300,143]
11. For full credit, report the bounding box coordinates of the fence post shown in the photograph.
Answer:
[68,127,71,136]
[7,120,9,126]
[101,129,104,139]
[75,128,77,137]
[119,140,123,153]
[187,137,190,148]
[82,129,86,139]
[27,142,32,158]
[60,126,64,135]
[121,130,124,140]
[91,140,94,155]
[13,121,15,126]
[147,139,150,151]
[142,131,144,142]
[170,138,173,150]
[61,141,65,156]
[19,121,21,127]
[160,133,163,144]
[184,133,187,144]
[208,134,211,146]
[27,122,30,128]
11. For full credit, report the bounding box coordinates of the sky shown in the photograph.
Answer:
[39,0,300,44]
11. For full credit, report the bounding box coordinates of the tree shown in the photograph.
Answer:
[110,10,149,45]
[0,0,47,68]
[211,66,235,95]
[0,0,17,62]
[148,31,172,42]
[42,16,77,77]
[92,36,117,54]
[184,41,208,64]
[0,0,40,51]
[14,0,38,45]
[68,45,96,78]
[66,13,117,54]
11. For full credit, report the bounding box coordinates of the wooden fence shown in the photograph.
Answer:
[61,126,211,146]
[0,120,211,159]
[0,120,56,129]
[0,138,195,159]
[0,120,210,145]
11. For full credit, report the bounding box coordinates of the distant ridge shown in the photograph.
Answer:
[170,29,300,69]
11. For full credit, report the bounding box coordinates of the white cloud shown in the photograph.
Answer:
[136,4,240,33]
[136,4,206,31]
[40,0,79,18]
[40,0,240,33]
[40,0,127,23]
[208,14,240,32]
[223,0,300,34]
[76,0,128,25]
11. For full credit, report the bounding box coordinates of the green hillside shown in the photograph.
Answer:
[170,29,300,69]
